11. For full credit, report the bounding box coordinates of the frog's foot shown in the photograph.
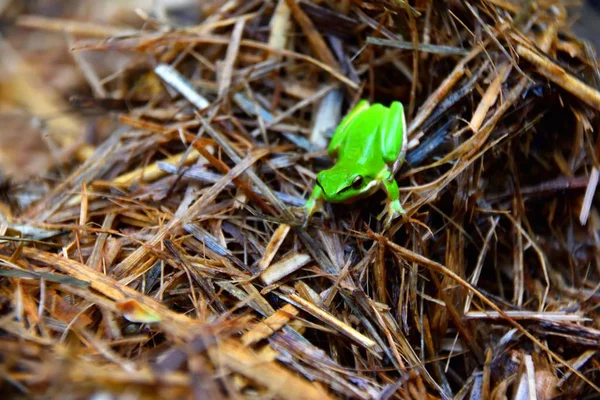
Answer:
[302,198,328,228]
[378,199,406,228]
[302,201,315,228]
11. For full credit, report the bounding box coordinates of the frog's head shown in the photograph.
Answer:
[316,164,377,203]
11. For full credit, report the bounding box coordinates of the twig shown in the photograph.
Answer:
[517,44,600,111]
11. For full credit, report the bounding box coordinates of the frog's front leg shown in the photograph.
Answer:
[303,184,327,227]
[378,170,405,227]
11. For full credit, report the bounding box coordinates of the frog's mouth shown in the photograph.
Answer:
[316,178,337,202]
[316,179,325,193]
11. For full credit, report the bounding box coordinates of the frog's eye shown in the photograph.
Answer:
[352,176,363,189]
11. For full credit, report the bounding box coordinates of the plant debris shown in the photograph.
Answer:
[1,0,600,398]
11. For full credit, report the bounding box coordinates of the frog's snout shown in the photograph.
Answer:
[315,171,326,187]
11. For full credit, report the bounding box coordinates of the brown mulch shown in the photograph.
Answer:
[1,1,600,399]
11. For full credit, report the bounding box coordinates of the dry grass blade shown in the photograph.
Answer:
[283,293,377,350]
[17,15,137,37]
[366,36,469,56]
[284,0,340,70]
[217,19,245,98]
[469,64,509,132]
[580,167,599,225]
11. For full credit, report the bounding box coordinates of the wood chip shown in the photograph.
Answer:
[241,304,299,345]
[258,224,291,271]
[260,252,311,285]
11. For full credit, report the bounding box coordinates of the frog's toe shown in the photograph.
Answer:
[301,208,313,229]
[302,216,310,229]
[302,197,329,228]
[381,200,405,227]
[390,200,405,217]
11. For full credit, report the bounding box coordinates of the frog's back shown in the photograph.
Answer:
[337,104,386,165]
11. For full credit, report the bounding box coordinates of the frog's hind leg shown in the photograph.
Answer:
[380,101,407,165]
[328,99,370,156]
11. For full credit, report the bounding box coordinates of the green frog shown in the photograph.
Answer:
[303,99,408,227]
